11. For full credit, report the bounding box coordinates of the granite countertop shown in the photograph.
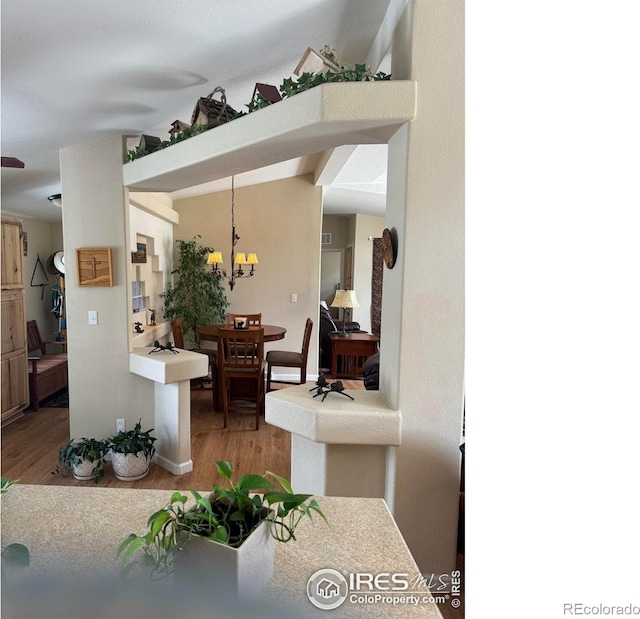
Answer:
[1,485,444,618]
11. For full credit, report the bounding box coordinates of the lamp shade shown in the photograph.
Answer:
[246,253,259,265]
[207,251,223,265]
[234,252,247,265]
[330,289,360,309]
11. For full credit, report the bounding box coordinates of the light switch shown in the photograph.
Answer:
[88,310,98,325]
[291,294,297,303]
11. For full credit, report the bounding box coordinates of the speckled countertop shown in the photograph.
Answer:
[1,485,444,618]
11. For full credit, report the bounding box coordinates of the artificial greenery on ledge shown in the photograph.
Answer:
[126,61,391,162]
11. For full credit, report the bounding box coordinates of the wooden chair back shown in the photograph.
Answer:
[218,327,264,369]
[226,313,262,327]
[27,320,46,355]
[218,327,265,430]
[170,318,186,349]
[300,317,314,362]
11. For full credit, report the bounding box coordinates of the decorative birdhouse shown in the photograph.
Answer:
[252,83,282,104]
[138,134,161,154]
[169,120,190,137]
[191,86,238,128]
[294,46,340,76]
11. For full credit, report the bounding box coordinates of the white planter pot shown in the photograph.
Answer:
[111,451,150,481]
[72,459,100,481]
[174,519,274,600]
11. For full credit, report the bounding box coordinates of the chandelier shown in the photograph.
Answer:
[207,176,258,291]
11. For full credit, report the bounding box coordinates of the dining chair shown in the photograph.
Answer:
[218,327,265,430]
[266,317,313,392]
[226,313,262,326]
[171,318,218,409]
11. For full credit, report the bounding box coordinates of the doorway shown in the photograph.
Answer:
[320,250,342,319]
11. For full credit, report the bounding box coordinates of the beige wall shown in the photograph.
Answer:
[321,215,351,250]
[173,175,323,378]
[60,136,155,440]
[20,218,63,342]
[352,213,385,333]
[382,0,465,573]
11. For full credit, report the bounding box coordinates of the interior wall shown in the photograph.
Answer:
[60,136,155,440]
[321,215,351,252]
[128,205,173,334]
[352,213,385,333]
[382,0,465,574]
[20,218,60,342]
[173,175,323,379]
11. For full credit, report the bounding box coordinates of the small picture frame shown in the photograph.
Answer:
[131,243,147,263]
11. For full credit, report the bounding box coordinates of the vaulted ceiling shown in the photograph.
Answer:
[1,0,399,222]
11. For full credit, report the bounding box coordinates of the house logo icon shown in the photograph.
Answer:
[307,568,348,610]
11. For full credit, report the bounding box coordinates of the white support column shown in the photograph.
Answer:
[129,347,208,475]
[382,0,465,573]
[153,381,193,475]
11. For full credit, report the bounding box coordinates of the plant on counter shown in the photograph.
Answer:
[108,420,157,482]
[117,460,326,580]
[52,437,108,483]
[161,236,228,348]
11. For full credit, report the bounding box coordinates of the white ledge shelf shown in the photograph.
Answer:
[129,347,208,384]
[266,382,401,446]
[123,80,417,192]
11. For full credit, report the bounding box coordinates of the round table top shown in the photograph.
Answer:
[197,324,286,342]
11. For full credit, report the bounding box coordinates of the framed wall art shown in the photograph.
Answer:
[76,247,113,287]
[131,243,147,263]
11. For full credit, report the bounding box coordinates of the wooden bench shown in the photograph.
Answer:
[26,320,68,411]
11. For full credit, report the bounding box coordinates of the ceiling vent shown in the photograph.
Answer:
[321,232,332,245]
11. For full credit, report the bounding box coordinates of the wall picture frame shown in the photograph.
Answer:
[131,243,147,263]
[76,247,113,287]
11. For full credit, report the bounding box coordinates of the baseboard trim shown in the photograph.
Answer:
[153,454,193,476]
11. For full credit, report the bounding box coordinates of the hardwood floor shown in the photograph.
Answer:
[1,378,464,619]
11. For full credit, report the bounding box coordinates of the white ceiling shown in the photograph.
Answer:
[1,0,398,223]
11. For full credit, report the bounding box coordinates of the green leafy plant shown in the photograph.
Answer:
[1,479,30,575]
[52,437,108,483]
[161,236,229,348]
[108,419,156,459]
[117,460,326,579]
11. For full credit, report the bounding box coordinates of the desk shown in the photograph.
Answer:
[330,332,379,378]
[2,485,444,618]
[197,325,287,412]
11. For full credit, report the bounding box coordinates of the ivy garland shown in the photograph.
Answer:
[126,62,391,162]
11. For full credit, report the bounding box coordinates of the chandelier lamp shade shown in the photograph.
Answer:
[206,176,258,291]
[330,289,360,337]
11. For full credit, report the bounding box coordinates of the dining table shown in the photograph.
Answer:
[197,324,287,344]
[197,324,287,412]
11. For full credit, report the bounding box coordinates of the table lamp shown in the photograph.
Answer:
[330,289,360,337]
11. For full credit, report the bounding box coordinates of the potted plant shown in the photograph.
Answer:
[117,460,325,598]
[108,420,156,481]
[53,437,108,483]
[161,236,228,349]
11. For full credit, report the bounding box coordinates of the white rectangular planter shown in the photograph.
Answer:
[174,520,274,600]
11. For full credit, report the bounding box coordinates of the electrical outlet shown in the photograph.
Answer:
[291,293,297,303]
[116,419,125,432]
[88,310,98,325]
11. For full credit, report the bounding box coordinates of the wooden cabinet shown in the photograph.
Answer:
[1,217,28,426]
